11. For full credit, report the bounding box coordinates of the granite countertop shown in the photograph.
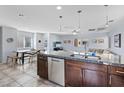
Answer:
[39,51,124,67]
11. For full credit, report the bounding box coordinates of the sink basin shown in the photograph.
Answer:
[70,54,84,58]
[70,54,101,61]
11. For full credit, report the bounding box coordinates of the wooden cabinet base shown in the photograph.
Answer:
[37,54,124,87]
[37,54,48,79]
[65,59,124,87]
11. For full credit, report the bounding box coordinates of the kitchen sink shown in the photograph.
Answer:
[70,54,84,58]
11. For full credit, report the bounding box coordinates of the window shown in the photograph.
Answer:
[24,36,32,48]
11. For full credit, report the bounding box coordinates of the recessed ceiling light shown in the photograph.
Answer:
[56,6,62,10]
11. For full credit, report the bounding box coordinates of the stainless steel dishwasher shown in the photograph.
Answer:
[48,57,65,86]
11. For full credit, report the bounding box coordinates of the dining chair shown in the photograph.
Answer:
[7,51,32,66]
[6,51,22,66]
[25,49,40,63]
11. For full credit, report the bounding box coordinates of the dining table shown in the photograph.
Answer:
[16,49,40,64]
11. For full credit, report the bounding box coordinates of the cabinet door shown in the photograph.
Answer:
[43,60,48,79]
[110,75,124,87]
[37,56,48,79]
[65,63,83,87]
[84,70,107,87]
[38,60,45,77]
[37,57,41,75]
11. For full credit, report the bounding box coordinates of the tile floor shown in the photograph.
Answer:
[0,61,61,87]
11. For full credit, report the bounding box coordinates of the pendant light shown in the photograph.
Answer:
[77,10,82,31]
[72,30,77,35]
[72,10,82,35]
[104,5,109,28]
[59,15,63,32]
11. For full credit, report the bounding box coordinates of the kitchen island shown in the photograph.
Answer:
[37,51,124,87]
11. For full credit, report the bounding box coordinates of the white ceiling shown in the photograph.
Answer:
[0,5,124,34]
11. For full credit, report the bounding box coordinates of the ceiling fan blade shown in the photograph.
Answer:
[97,27,107,31]
[88,28,96,32]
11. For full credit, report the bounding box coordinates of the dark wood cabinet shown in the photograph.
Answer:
[84,70,107,87]
[83,63,108,87]
[110,75,124,87]
[65,60,83,87]
[37,54,124,87]
[65,59,108,87]
[37,54,48,79]
[109,66,124,87]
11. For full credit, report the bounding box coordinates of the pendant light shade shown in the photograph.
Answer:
[72,10,82,35]
[72,30,77,35]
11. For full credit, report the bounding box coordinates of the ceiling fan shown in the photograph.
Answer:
[88,5,114,32]
[97,5,114,31]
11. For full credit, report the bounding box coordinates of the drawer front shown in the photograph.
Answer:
[65,59,84,68]
[110,66,124,76]
[83,63,107,72]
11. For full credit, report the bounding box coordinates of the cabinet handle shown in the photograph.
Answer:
[51,59,61,62]
[116,71,124,74]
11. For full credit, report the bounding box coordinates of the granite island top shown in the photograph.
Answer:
[39,51,124,67]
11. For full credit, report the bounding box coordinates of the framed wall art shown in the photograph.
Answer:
[98,39,104,44]
[6,38,14,43]
[74,39,81,47]
[114,34,121,48]
[64,40,66,44]
[92,39,97,44]
[68,40,70,43]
